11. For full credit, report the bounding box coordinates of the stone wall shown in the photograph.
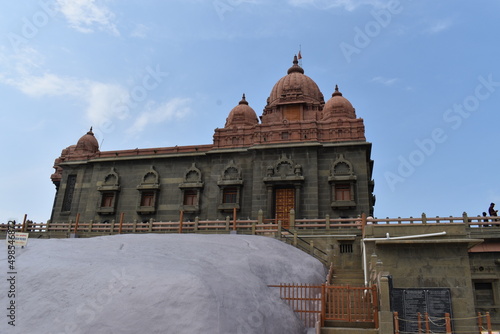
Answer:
[50,142,374,224]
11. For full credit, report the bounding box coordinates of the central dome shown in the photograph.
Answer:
[266,55,324,108]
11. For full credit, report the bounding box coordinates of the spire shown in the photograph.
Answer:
[239,93,248,105]
[287,55,304,74]
[332,84,342,97]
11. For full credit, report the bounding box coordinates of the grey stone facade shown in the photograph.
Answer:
[50,141,374,224]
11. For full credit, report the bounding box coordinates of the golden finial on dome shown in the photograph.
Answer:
[287,55,304,74]
[332,85,343,97]
[239,93,248,105]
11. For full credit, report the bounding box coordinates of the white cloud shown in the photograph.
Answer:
[130,23,149,38]
[0,45,187,137]
[85,82,130,126]
[9,72,85,97]
[3,46,45,76]
[128,98,192,135]
[0,45,129,128]
[371,76,398,86]
[425,18,453,34]
[0,46,83,97]
[288,0,384,11]
[3,70,130,127]
[56,0,119,35]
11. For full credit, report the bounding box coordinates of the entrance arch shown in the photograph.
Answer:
[263,153,305,226]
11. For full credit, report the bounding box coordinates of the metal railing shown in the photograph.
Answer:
[4,211,499,237]
[268,283,378,329]
[279,226,328,265]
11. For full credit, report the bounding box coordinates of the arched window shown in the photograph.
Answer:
[179,163,204,213]
[329,154,357,209]
[137,166,160,214]
[217,161,243,212]
[97,168,120,215]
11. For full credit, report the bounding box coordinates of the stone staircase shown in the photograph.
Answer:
[329,268,365,286]
[321,268,379,334]
[321,315,379,334]
[277,242,380,333]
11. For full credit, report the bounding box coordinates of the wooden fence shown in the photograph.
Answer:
[268,283,378,328]
[0,214,364,238]
[268,283,323,328]
[325,284,378,324]
[367,212,500,226]
[0,218,277,235]
[2,211,498,242]
[4,211,499,234]
[279,226,329,265]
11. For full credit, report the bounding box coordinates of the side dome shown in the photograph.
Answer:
[75,127,99,154]
[266,55,324,108]
[322,85,356,120]
[224,94,259,128]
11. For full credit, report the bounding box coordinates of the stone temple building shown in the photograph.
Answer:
[49,55,375,224]
[40,56,500,332]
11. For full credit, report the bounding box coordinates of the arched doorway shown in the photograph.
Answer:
[275,187,295,229]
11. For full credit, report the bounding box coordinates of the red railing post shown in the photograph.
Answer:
[486,312,492,334]
[372,285,379,328]
[478,312,483,333]
[425,312,430,333]
[118,213,124,234]
[445,312,451,333]
[347,285,352,322]
[417,312,422,333]
[233,207,237,231]
[179,210,184,234]
[361,212,367,237]
[321,284,326,327]
[22,214,27,232]
[394,312,400,333]
[73,213,80,235]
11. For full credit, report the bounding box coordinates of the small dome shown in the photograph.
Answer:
[75,127,99,154]
[322,85,356,120]
[225,94,259,128]
[266,55,324,108]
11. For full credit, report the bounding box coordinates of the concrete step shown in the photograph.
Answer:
[324,320,375,329]
[330,269,365,285]
[321,328,378,334]
[331,278,365,285]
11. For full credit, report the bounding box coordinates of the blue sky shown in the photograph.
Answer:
[1,0,499,223]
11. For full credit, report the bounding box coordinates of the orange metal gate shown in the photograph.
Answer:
[269,283,323,328]
[269,283,378,328]
[324,285,378,324]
